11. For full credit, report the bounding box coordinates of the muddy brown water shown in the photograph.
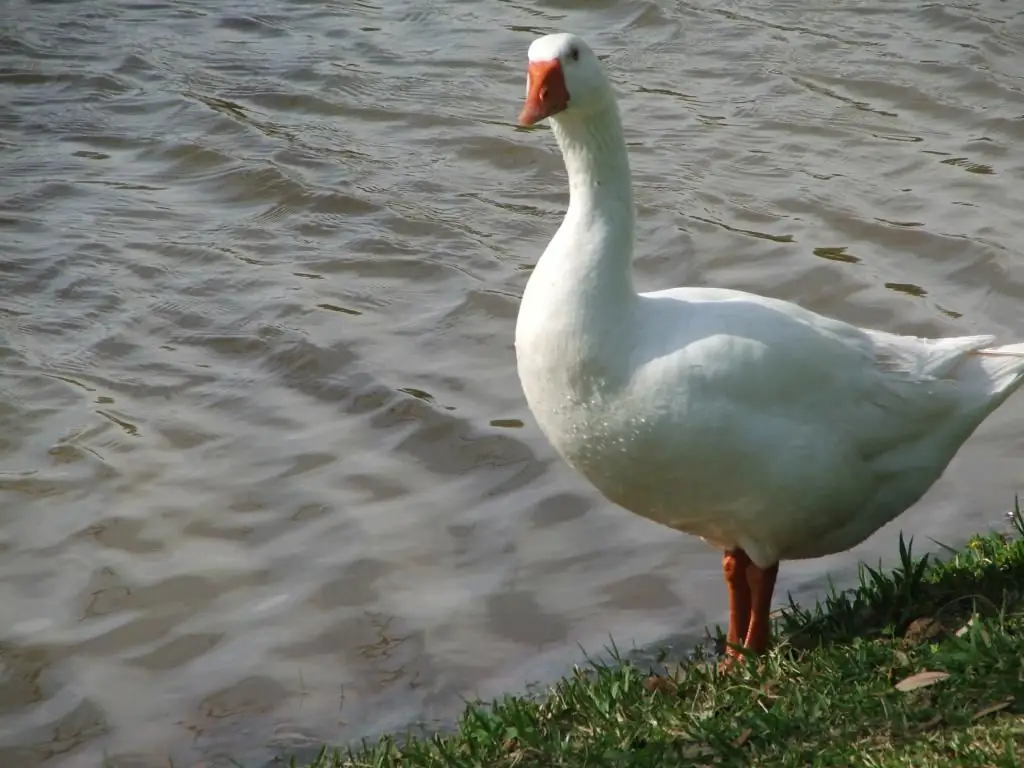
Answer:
[1,0,1023,765]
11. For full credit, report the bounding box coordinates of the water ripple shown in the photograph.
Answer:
[0,0,1022,765]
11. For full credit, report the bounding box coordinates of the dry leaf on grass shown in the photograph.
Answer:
[644,675,677,695]
[972,697,1014,721]
[895,670,950,692]
[954,616,975,638]
[954,615,991,643]
[903,617,947,645]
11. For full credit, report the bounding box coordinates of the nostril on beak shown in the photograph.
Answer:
[540,86,549,101]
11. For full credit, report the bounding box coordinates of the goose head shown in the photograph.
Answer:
[518,33,611,127]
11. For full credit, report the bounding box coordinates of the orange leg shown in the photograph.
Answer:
[722,549,752,659]
[743,559,779,654]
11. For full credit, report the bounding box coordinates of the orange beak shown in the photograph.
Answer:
[518,59,569,126]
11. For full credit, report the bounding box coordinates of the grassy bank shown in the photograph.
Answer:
[301,504,1024,767]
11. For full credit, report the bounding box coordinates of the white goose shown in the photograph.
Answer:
[514,32,1024,660]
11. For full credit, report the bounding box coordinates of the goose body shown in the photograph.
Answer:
[514,32,1024,657]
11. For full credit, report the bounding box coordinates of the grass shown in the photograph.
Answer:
[291,501,1024,767]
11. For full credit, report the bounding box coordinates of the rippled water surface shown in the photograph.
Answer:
[2,0,1023,765]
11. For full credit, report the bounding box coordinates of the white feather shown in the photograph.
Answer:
[514,34,1024,568]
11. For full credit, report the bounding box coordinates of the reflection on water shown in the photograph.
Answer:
[1,0,1022,765]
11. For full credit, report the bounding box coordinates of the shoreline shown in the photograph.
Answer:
[288,502,1024,767]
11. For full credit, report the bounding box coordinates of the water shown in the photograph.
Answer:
[1,0,1022,765]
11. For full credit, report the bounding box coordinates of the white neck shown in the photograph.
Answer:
[541,97,636,308]
[516,95,639,408]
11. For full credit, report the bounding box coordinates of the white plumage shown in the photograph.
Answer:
[514,32,1024,657]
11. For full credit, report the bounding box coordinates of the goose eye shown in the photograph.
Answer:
[568,46,579,62]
